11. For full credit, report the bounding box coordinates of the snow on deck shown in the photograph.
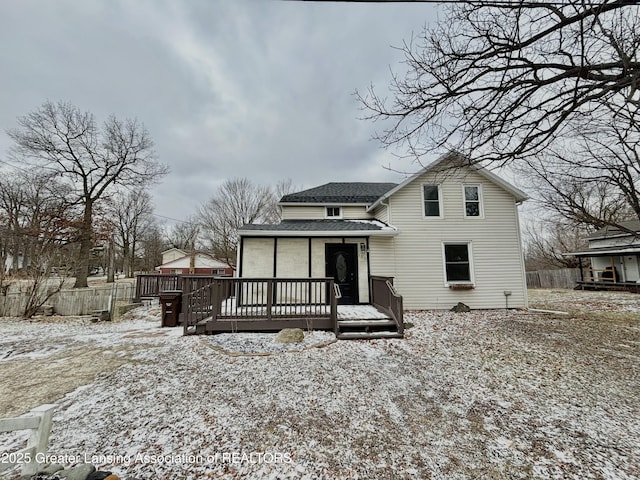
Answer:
[218,298,389,320]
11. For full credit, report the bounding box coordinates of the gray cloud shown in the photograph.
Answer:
[0,0,437,222]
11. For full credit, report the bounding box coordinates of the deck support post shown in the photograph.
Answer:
[330,279,338,335]
[266,279,273,321]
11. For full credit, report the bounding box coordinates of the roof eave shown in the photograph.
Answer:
[238,229,399,237]
[278,202,372,207]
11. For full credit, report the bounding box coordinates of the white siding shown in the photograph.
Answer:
[371,204,389,224]
[241,238,275,277]
[281,206,325,220]
[281,205,372,220]
[342,206,372,219]
[276,238,309,277]
[369,168,527,309]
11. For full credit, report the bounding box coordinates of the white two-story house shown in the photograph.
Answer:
[237,151,529,310]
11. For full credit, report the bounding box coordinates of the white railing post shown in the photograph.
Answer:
[24,404,56,475]
[0,403,56,477]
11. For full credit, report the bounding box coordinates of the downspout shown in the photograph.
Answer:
[237,237,244,278]
[514,200,528,308]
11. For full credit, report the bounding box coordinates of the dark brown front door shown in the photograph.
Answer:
[326,244,358,304]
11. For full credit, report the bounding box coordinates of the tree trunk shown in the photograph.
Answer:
[73,201,93,288]
[106,236,115,283]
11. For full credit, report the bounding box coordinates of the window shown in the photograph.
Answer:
[169,269,181,274]
[423,184,441,217]
[326,207,341,218]
[464,185,482,217]
[212,269,226,275]
[443,243,473,283]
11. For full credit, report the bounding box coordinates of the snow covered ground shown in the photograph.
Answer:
[1,290,639,479]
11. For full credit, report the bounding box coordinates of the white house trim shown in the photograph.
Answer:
[441,241,475,287]
[421,183,444,219]
[462,184,484,219]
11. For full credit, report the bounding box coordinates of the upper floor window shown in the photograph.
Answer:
[423,184,442,218]
[326,207,341,218]
[464,185,482,218]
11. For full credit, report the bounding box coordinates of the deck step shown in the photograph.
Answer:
[337,331,404,340]
[337,318,395,327]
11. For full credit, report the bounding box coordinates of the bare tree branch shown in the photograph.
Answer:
[7,101,168,287]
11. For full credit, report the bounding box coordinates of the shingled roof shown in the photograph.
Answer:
[280,182,398,204]
[588,220,640,239]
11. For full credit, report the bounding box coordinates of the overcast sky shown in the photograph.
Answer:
[0,0,442,224]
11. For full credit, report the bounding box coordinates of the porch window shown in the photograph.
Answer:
[464,185,482,218]
[326,207,341,218]
[423,184,441,217]
[443,243,473,283]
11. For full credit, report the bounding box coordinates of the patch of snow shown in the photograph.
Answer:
[0,293,638,479]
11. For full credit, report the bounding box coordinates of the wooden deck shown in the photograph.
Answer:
[180,277,404,339]
[575,281,640,293]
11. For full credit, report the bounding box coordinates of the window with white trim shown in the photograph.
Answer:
[443,243,473,283]
[422,184,441,217]
[464,185,482,217]
[326,207,341,218]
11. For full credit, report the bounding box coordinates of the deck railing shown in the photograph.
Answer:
[135,273,229,302]
[583,267,619,283]
[183,277,338,334]
[135,274,181,301]
[370,276,404,335]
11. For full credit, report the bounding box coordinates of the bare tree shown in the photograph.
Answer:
[524,218,590,271]
[519,102,640,233]
[197,178,278,265]
[0,170,76,274]
[108,190,154,277]
[0,169,76,317]
[139,223,166,272]
[164,217,200,251]
[358,1,640,166]
[8,101,168,288]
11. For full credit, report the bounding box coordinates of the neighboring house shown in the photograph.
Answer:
[566,220,640,284]
[237,151,529,310]
[3,253,24,273]
[161,248,188,265]
[156,250,233,276]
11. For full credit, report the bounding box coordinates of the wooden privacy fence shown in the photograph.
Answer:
[526,268,581,289]
[0,283,135,317]
[0,404,56,477]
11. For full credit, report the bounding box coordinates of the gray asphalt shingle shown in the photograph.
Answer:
[280,182,397,204]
